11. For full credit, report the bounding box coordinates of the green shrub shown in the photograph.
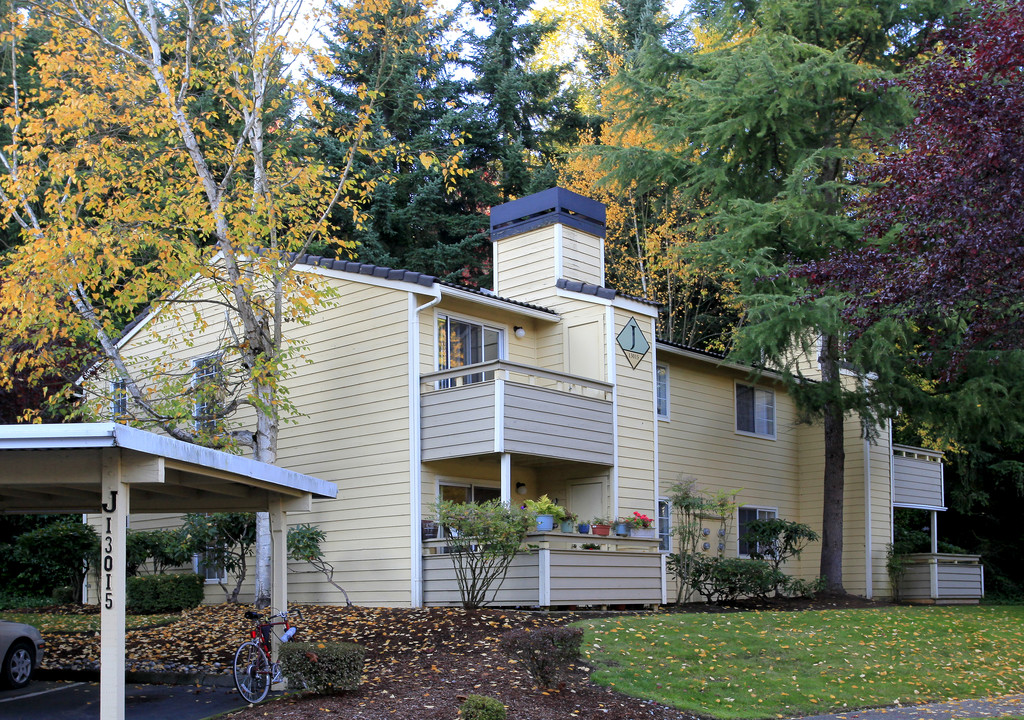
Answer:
[278,641,365,694]
[692,556,784,602]
[52,586,77,604]
[459,694,507,720]
[783,576,826,598]
[126,573,204,613]
[499,626,582,687]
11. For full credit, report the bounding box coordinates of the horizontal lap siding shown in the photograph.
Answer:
[615,312,658,522]
[658,356,803,560]
[494,229,557,306]
[900,565,934,598]
[561,227,604,287]
[937,565,984,598]
[274,281,414,606]
[504,384,614,464]
[422,554,540,606]
[549,550,661,604]
[893,456,944,507]
[421,384,496,460]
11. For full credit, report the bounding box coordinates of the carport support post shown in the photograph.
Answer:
[99,448,129,720]
[270,497,287,687]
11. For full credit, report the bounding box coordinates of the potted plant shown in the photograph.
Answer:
[577,520,590,534]
[559,512,578,533]
[627,511,657,539]
[591,517,612,536]
[581,542,600,550]
[524,494,567,532]
[613,517,631,536]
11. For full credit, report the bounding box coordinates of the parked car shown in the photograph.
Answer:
[0,620,44,689]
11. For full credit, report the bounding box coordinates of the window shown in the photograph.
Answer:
[439,482,501,505]
[111,379,128,421]
[193,552,227,584]
[658,498,671,552]
[656,365,669,419]
[736,383,775,438]
[737,506,777,557]
[436,314,502,387]
[192,355,222,433]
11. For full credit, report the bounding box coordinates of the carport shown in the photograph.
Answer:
[0,422,337,720]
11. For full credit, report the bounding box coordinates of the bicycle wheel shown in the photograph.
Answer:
[233,641,271,703]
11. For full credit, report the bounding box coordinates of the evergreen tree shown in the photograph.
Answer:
[605,0,953,591]
[314,0,494,283]
[465,0,583,201]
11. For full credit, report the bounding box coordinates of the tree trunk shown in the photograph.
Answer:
[252,385,278,609]
[818,333,846,593]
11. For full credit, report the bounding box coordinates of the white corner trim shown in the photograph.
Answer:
[607,306,619,518]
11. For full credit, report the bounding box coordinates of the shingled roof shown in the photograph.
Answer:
[293,254,436,287]
[555,278,660,307]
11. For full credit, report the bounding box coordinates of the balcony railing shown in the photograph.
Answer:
[420,361,614,465]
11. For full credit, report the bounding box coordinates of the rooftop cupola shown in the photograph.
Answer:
[490,188,607,303]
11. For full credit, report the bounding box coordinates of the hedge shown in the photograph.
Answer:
[125,573,205,613]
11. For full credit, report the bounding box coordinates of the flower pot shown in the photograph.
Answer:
[591,524,611,536]
[614,522,630,536]
[577,523,590,534]
[630,526,657,539]
[559,519,575,533]
[535,514,555,532]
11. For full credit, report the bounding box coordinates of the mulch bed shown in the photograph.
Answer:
[32,594,890,720]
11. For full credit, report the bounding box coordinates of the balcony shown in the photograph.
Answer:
[420,361,614,465]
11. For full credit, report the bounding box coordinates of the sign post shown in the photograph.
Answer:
[100,448,128,720]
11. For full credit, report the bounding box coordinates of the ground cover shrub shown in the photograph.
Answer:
[0,593,52,611]
[499,626,583,687]
[459,694,507,720]
[278,641,365,694]
[126,573,204,613]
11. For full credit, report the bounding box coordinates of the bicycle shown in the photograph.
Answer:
[233,607,302,703]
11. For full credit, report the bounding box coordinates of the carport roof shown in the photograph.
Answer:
[0,423,337,514]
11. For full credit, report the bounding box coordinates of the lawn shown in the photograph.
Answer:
[0,611,181,633]
[576,606,1024,719]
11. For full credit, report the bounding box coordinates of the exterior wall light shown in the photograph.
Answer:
[515,482,527,495]
[513,326,526,338]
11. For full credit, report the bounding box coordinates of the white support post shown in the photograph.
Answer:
[269,498,287,690]
[99,448,128,720]
[500,453,511,506]
[930,510,939,554]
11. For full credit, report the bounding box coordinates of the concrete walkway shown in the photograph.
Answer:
[794,695,1024,720]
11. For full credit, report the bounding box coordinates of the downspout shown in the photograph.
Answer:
[863,436,873,599]
[409,289,442,608]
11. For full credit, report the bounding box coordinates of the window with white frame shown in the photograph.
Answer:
[192,355,222,433]
[656,365,669,419]
[193,552,227,584]
[737,506,777,556]
[439,482,501,506]
[111,379,128,420]
[436,314,503,387]
[658,497,671,551]
[735,383,775,438]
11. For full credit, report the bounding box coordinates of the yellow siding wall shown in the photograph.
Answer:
[561,226,604,286]
[613,310,658,523]
[493,227,558,304]
[112,275,417,607]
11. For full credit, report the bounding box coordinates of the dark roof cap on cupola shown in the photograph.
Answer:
[490,187,605,241]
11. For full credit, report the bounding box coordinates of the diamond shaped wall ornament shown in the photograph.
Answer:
[616,317,650,369]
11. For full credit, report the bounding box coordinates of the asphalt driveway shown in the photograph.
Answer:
[0,680,254,720]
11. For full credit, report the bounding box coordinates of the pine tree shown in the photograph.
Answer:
[605,0,954,591]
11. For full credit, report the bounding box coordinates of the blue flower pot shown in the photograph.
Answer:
[535,514,555,532]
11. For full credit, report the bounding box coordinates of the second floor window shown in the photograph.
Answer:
[437,315,502,386]
[111,379,128,421]
[736,383,775,438]
[656,365,669,419]
[192,355,222,433]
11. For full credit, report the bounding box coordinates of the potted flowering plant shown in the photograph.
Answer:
[590,516,612,536]
[613,517,631,536]
[627,511,657,539]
